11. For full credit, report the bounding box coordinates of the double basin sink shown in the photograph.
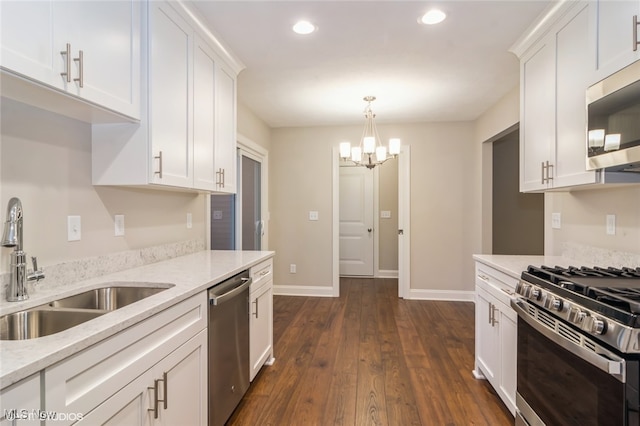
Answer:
[0,284,173,340]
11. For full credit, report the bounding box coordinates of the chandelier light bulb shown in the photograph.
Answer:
[340,142,352,159]
[376,146,387,162]
[389,138,401,155]
[363,136,376,154]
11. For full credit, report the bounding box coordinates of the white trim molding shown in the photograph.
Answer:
[377,269,399,278]
[273,285,335,298]
[407,289,475,302]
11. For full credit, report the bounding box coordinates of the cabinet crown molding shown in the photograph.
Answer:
[510,0,584,59]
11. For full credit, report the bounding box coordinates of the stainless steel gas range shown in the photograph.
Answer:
[512,265,640,426]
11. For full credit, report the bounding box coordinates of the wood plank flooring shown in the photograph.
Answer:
[228,277,513,426]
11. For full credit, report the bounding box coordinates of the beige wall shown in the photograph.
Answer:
[0,99,205,273]
[270,121,477,293]
[237,101,271,151]
[545,187,640,255]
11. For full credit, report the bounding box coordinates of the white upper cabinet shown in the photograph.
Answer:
[0,0,141,121]
[517,3,599,192]
[149,2,193,188]
[590,0,640,83]
[92,1,244,193]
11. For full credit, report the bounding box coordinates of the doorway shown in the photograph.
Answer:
[332,146,411,298]
[492,128,544,254]
[339,165,375,276]
[209,135,268,251]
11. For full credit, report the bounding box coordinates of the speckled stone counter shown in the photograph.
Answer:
[472,254,579,280]
[0,250,274,389]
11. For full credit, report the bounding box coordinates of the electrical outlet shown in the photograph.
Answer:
[114,215,125,236]
[606,214,616,235]
[68,216,81,241]
[309,211,319,221]
[290,264,297,273]
[551,212,561,229]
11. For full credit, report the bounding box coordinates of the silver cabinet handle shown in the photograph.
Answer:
[147,372,168,419]
[154,151,163,179]
[546,161,554,182]
[73,50,84,88]
[634,15,639,52]
[491,305,499,326]
[541,161,546,184]
[488,302,493,325]
[60,43,71,82]
[253,299,259,318]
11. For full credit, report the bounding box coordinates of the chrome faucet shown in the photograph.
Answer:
[1,197,44,301]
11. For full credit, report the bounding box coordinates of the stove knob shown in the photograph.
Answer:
[530,288,542,301]
[591,318,606,335]
[548,297,563,311]
[569,308,587,324]
[517,282,530,297]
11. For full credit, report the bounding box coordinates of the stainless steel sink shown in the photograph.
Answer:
[49,285,171,311]
[0,308,104,340]
[1,284,173,340]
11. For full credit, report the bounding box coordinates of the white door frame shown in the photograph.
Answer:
[332,145,411,298]
[236,133,269,250]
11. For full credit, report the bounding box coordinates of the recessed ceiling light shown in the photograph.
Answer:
[419,9,446,25]
[293,20,316,35]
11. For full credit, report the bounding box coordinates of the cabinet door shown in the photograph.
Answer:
[79,369,153,426]
[592,0,640,82]
[0,0,60,88]
[193,35,217,191]
[149,2,193,188]
[155,330,207,426]
[497,304,517,416]
[214,64,237,193]
[0,374,41,426]
[555,4,599,187]
[54,0,140,119]
[475,288,499,384]
[250,280,273,381]
[520,39,555,192]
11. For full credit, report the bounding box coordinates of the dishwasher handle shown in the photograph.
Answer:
[209,277,251,306]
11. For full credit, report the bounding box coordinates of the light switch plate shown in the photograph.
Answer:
[551,212,561,229]
[606,214,616,235]
[381,210,391,219]
[213,210,223,220]
[114,215,125,236]
[309,211,319,221]
[68,215,81,241]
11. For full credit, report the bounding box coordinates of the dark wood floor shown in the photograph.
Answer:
[228,277,513,425]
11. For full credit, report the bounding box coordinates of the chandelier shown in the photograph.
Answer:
[339,96,400,169]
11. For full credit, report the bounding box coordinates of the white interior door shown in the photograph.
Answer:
[339,166,374,276]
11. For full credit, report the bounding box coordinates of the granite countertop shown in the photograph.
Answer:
[0,250,274,389]
[472,254,580,279]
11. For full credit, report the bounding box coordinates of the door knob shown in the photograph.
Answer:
[367,228,372,233]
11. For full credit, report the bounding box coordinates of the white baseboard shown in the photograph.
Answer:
[407,288,475,302]
[273,285,334,297]
[376,269,398,278]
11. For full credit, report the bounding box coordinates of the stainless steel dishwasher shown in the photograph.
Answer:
[208,269,251,426]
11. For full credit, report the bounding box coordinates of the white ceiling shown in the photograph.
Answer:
[189,1,551,128]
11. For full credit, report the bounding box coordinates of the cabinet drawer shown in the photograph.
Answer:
[44,293,207,424]
[475,263,517,307]
[251,258,273,291]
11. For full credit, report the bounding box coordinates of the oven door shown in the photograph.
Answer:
[511,298,628,426]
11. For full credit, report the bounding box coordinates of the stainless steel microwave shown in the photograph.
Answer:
[586,60,640,172]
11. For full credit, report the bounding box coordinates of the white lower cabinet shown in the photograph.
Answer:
[249,259,274,381]
[474,263,517,416]
[0,373,41,426]
[81,330,207,426]
[44,293,207,426]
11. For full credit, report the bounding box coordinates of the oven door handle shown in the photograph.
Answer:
[511,299,625,382]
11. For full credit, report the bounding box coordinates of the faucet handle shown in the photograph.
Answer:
[27,256,45,283]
